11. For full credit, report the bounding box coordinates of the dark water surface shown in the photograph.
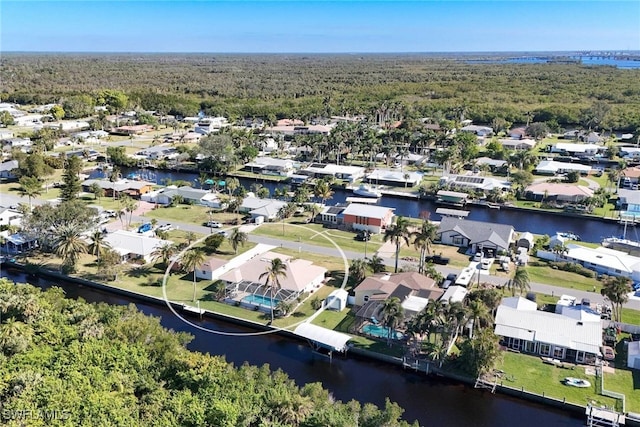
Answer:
[1,269,582,426]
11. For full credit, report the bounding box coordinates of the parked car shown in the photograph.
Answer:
[355,231,371,241]
[473,252,483,262]
[138,223,153,233]
[157,224,173,232]
[481,258,492,270]
[204,221,222,228]
[217,230,229,237]
[425,254,450,265]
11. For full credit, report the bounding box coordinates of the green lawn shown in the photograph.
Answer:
[602,367,640,413]
[527,260,602,293]
[145,205,240,225]
[252,221,383,254]
[498,352,618,409]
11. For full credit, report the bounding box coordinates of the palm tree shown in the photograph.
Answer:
[467,299,491,338]
[602,275,632,323]
[228,228,248,254]
[151,242,177,268]
[384,216,412,273]
[181,248,206,302]
[350,258,368,283]
[367,255,386,273]
[52,224,87,273]
[380,297,404,345]
[17,176,42,211]
[509,267,531,296]
[88,230,110,261]
[314,180,334,205]
[411,220,438,274]
[185,231,197,246]
[259,257,288,324]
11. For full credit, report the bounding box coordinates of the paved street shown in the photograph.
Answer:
[3,191,640,311]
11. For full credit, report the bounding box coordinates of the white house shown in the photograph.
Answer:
[196,244,275,281]
[535,160,592,175]
[0,208,22,227]
[538,244,640,282]
[103,230,172,263]
[550,143,601,155]
[365,169,423,188]
[439,174,510,192]
[495,296,602,363]
[239,197,288,221]
[499,138,537,151]
[154,186,224,208]
[243,157,295,176]
[299,163,365,183]
[437,217,514,255]
[194,117,229,134]
[460,125,493,137]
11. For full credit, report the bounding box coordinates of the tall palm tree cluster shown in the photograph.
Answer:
[383,216,438,274]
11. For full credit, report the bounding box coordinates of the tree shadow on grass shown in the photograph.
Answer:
[127,266,153,278]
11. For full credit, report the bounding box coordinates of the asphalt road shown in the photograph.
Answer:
[3,192,640,311]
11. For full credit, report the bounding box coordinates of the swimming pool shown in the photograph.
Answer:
[242,294,280,308]
[362,324,404,340]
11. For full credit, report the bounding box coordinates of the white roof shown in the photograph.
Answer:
[341,203,394,219]
[303,163,365,176]
[104,230,171,257]
[401,295,430,313]
[499,138,537,148]
[441,285,468,303]
[535,160,592,173]
[495,305,602,355]
[501,296,537,311]
[366,169,423,183]
[294,323,352,352]
[245,156,293,168]
[565,244,640,275]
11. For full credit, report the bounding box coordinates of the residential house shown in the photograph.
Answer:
[365,169,423,188]
[219,251,327,302]
[0,130,14,140]
[0,160,19,179]
[437,217,514,255]
[507,128,527,139]
[524,182,594,203]
[111,125,154,136]
[460,125,493,137]
[194,117,229,134]
[318,205,346,226]
[341,203,394,234]
[0,208,22,227]
[239,197,288,221]
[353,272,443,321]
[537,244,640,282]
[243,157,295,176]
[81,179,155,199]
[103,230,172,263]
[1,232,38,254]
[550,143,601,156]
[299,163,365,183]
[534,160,592,175]
[473,157,508,172]
[154,186,224,208]
[1,138,32,154]
[135,145,178,161]
[196,243,274,281]
[439,174,510,192]
[494,296,602,363]
[499,138,537,151]
[622,167,640,186]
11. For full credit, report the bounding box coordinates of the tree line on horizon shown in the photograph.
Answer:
[1,54,639,131]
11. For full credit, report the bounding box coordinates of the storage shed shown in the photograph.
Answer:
[325,289,349,311]
[517,232,535,251]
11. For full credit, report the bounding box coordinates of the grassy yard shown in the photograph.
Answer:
[253,221,384,254]
[527,260,602,293]
[145,205,240,225]
[399,243,471,268]
[498,352,618,409]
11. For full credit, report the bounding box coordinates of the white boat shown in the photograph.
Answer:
[353,184,381,198]
[557,232,580,241]
[563,377,591,388]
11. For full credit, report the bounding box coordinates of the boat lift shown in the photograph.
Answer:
[294,323,352,362]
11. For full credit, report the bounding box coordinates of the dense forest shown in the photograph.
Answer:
[0,279,417,426]
[2,54,639,129]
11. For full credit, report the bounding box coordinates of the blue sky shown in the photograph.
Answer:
[2,1,639,53]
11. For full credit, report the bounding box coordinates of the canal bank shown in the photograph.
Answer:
[1,261,616,426]
[96,166,627,243]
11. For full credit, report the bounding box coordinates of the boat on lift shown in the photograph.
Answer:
[353,184,382,198]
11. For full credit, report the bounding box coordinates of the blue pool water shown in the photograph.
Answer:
[362,324,404,340]
[242,294,280,308]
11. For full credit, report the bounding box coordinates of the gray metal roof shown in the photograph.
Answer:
[438,217,514,249]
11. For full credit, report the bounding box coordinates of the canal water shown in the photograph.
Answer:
[92,167,626,243]
[1,269,582,426]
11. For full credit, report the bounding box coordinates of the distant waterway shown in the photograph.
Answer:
[0,269,582,427]
[92,167,629,243]
[466,56,640,69]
